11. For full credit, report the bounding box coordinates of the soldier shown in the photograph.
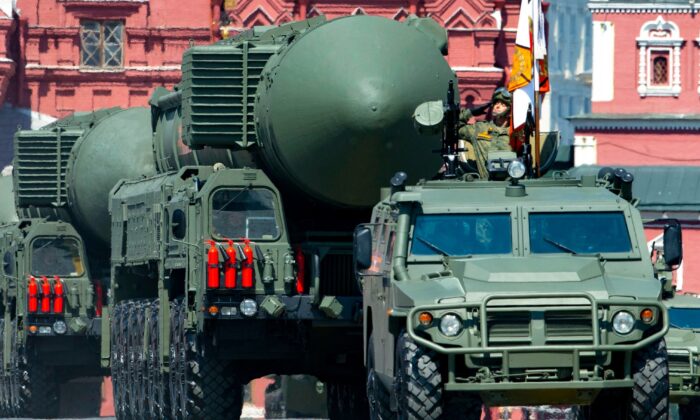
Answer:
[458,88,513,178]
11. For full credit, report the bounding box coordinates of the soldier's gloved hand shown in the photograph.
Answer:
[469,102,491,117]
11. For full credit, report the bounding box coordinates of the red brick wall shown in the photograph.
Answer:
[591,12,700,115]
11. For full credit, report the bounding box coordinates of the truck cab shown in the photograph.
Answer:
[0,218,103,417]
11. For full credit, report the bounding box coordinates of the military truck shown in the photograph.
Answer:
[660,293,700,419]
[357,100,676,419]
[0,174,104,418]
[13,14,457,418]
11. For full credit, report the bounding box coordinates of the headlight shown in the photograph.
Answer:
[53,320,67,334]
[439,314,463,337]
[240,299,258,317]
[507,160,527,179]
[612,311,635,335]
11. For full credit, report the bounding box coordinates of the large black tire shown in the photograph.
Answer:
[367,334,392,420]
[18,346,60,418]
[588,339,669,420]
[111,300,131,420]
[631,339,669,420]
[128,301,147,419]
[395,331,443,420]
[169,300,244,420]
[146,299,170,418]
[0,319,8,417]
[327,381,369,420]
[679,398,700,420]
[8,319,21,417]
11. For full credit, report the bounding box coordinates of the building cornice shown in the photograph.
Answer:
[568,113,700,131]
[588,3,699,14]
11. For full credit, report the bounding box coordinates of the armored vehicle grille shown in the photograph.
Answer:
[14,129,82,208]
[487,312,531,345]
[319,253,359,296]
[181,44,278,148]
[485,309,594,346]
[667,351,692,374]
[544,310,594,344]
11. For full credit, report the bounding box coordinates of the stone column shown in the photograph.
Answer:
[672,43,681,96]
[637,43,647,96]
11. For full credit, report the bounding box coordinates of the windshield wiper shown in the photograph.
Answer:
[543,236,578,255]
[415,236,450,257]
[214,185,252,215]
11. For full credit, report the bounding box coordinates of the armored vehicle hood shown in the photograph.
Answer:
[392,255,662,309]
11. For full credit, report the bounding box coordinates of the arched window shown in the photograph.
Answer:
[652,55,668,85]
[636,16,683,97]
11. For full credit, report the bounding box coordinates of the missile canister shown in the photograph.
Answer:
[13,15,456,248]
[13,108,156,248]
[181,15,456,208]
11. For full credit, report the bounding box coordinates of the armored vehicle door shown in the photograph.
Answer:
[361,208,396,377]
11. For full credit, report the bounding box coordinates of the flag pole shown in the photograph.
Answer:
[533,0,541,178]
[535,89,541,177]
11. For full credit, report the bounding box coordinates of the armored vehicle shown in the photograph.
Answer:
[662,293,700,419]
[13,14,457,418]
[357,144,675,418]
[0,175,103,417]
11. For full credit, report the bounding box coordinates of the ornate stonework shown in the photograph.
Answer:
[221,1,522,105]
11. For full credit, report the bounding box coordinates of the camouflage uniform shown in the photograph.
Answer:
[458,88,512,178]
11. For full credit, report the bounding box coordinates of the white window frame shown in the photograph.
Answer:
[647,48,672,88]
[636,16,683,97]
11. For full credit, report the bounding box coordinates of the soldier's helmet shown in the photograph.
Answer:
[491,87,512,108]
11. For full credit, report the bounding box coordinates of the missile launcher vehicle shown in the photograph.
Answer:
[0,174,104,417]
[11,14,457,418]
[357,98,678,419]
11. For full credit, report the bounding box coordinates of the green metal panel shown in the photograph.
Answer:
[0,176,18,225]
[13,129,83,209]
[181,43,280,148]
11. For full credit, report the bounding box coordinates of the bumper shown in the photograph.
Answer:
[668,348,700,404]
[204,294,362,322]
[405,292,668,400]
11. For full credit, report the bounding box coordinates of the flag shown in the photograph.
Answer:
[508,0,549,130]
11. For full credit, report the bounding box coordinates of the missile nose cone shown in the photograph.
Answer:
[344,78,400,133]
[255,15,456,207]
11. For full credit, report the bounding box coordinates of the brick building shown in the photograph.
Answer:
[569,0,700,292]
[218,0,523,107]
[0,0,214,166]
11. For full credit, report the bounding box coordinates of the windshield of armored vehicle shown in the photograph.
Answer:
[31,237,84,277]
[529,212,632,254]
[411,214,511,256]
[212,188,280,240]
[669,308,700,329]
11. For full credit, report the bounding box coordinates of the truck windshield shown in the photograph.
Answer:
[31,237,84,277]
[529,212,632,254]
[212,189,280,240]
[669,308,700,329]
[411,214,512,256]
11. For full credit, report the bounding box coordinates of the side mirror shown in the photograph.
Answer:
[663,220,683,268]
[353,225,372,270]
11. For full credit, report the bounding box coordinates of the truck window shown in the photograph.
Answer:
[668,308,700,329]
[31,237,84,277]
[212,188,280,240]
[410,214,512,256]
[529,212,632,254]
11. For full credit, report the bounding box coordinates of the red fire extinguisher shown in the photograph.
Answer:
[207,240,220,289]
[224,240,237,288]
[40,276,51,313]
[241,239,254,288]
[28,276,38,313]
[53,276,64,313]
